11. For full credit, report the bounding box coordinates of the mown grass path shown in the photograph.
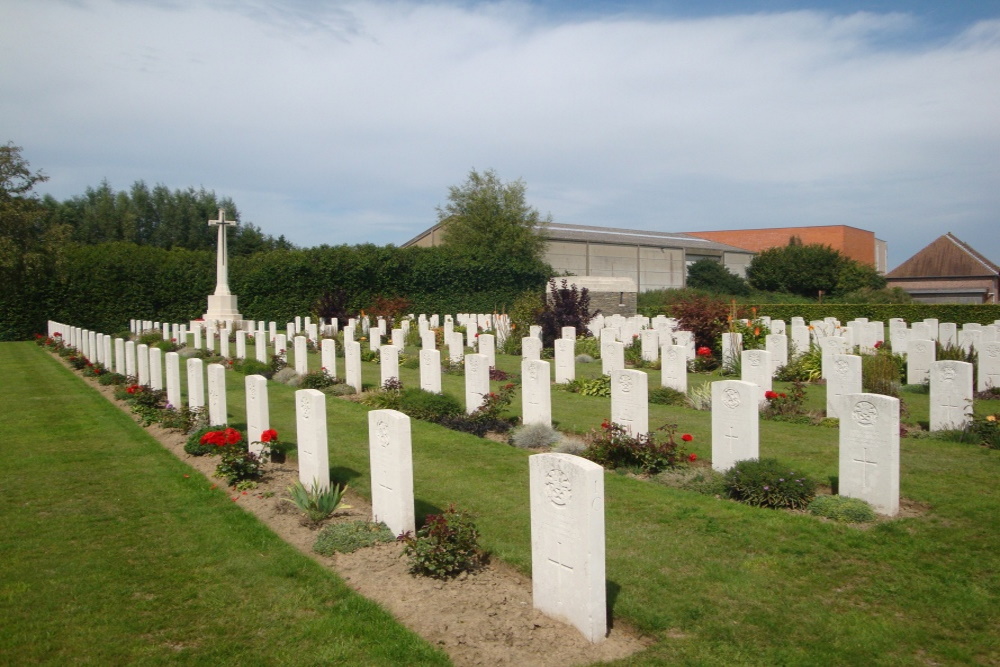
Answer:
[0,342,449,666]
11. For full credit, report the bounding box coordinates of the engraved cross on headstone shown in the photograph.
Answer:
[724,425,739,455]
[853,446,878,489]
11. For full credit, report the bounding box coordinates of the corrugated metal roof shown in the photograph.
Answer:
[543,223,753,254]
[886,233,1000,278]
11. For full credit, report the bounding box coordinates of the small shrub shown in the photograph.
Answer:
[313,521,395,556]
[509,423,561,449]
[574,337,600,359]
[325,383,357,396]
[689,346,719,373]
[575,354,595,364]
[862,349,904,398]
[657,466,728,496]
[159,405,205,433]
[273,367,301,386]
[401,506,485,579]
[215,449,265,487]
[553,436,587,454]
[360,384,403,410]
[964,413,1000,449]
[761,382,809,422]
[776,344,822,382]
[286,480,349,526]
[398,388,463,421]
[565,375,611,397]
[649,386,689,406]
[98,371,127,386]
[300,368,340,390]
[723,458,817,510]
[138,331,164,345]
[582,421,690,474]
[807,495,877,523]
[236,358,271,377]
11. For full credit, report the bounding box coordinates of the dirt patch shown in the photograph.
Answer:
[67,360,649,666]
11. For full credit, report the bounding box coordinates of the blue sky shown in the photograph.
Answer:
[3,0,999,270]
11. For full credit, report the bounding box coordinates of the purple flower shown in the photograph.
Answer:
[763,486,770,491]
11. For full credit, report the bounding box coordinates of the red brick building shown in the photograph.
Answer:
[684,225,886,272]
[885,233,1000,304]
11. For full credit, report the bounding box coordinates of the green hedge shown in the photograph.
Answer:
[641,303,1000,325]
[6,242,549,339]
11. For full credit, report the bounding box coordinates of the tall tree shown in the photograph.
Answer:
[437,168,550,266]
[0,142,70,339]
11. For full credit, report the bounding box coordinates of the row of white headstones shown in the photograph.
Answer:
[48,313,1000,644]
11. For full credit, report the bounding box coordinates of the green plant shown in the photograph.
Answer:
[537,278,596,348]
[215,449,265,487]
[159,405,205,433]
[776,343,823,382]
[397,388,463,421]
[301,367,340,390]
[574,336,601,359]
[964,413,1000,449]
[286,480,348,525]
[120,383,167,426]
[723,458,817,510]
[565,375,611,397]
[313,521,396,556]
[807,495,877,523]
[649,385,689,406]
[669,292,730,351]
[686,382,713,410]
[582,421,690,474]
[509,423,561,449]
[862,348,904,398]
[401,506,485,579]
[235,358,271,377]
[360,380,404,410]
[761,382,809,422]
[138,331,164,346]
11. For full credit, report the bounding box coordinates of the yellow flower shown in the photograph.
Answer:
[987,415,996,422]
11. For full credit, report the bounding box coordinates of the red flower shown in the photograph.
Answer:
[696,346,712,358]
[779,393,787,398]
[688,453,697,462]
[261,429,278,443]
[681,433,693,442]
[764,390,778,400]
[874,341,883,349]
[601,419,610,429]
[223,427,242,445]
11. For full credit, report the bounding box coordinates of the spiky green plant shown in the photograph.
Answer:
[286,480,348,525]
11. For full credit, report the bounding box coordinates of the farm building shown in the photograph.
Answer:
[885,233,1000,304]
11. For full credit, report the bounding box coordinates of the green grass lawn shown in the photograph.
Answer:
[11,339,1000,665]
[0,342,449,666]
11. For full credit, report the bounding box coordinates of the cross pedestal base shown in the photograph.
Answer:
[202,294,242,323]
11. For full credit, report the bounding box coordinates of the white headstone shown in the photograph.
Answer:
[611,369,648,435]
[711,380,759,472]
[765,334,788,377]
[448,332,465,364]
[826,354,862,419]
[561,326,577,340]
[218,330,229,359]
[939,322,958,347]
[380,345,401,386]
[478,333,496,368]
[640,329,659,363]
[391,328,405,349]
[660,344,687,393]
[321,338,337,378]
[136,343,150,386]
[148,347,163,391]
[522,337,542,361]
[165,351,181,410]
[522,360,552,427]
[274,334,287,362]
[820,336,850,379]
[839,393,900,515]
[206,363,227,426]
[293,335,308,375]
[979,341,1000,392]
[255,330,267,363]
[246,375,270,457]
[368,409,416,537]
[465,353,490,415]
[790,325,810,358]
[554,339,575,384]
[235,330,247,360]
[295,389,331,491]
[529,453,606,644]
[740,349,773,405]
[186,357,204,409]
[601,340,624,376]
[906,338,935,385]
[115,338,126,375]
[344,341,362,393]
[419,348,442,394]
[929,360,973,431]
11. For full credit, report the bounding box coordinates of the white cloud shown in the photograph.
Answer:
[2,1,998,266]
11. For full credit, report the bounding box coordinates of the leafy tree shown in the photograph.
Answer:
[744,241,884,298]
[437,169,551,267]
[668,292,730,352]
[537,278,596,348]
[687,258,750,295]
[0,142,71,339]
